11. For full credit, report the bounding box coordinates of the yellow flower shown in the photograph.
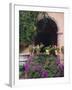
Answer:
[55,50,58,55]
[46,49,49,55]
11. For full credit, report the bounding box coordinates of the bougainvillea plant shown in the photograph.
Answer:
[19,46,64,79]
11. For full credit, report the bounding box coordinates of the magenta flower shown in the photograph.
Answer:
[27,55,33,64]
[41,70,48,78]
[56,56,60,65]
[58,63,64,71]
[32,64,42,72]
[24,63,30,72]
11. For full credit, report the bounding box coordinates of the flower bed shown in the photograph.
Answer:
[19,53,64,79]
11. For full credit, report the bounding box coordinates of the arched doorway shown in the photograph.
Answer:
[34,13,58,51]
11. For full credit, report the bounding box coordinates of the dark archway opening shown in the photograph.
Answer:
[34,16,58,52]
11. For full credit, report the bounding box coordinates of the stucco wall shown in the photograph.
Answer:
[48,12,64,47]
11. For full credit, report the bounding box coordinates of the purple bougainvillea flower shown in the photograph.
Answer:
[24,63,30,72]
[58,63,64,71]
[31,64,42,72]
[41,70,48,78]
[27,55,33,64]
[56,56,60,65]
